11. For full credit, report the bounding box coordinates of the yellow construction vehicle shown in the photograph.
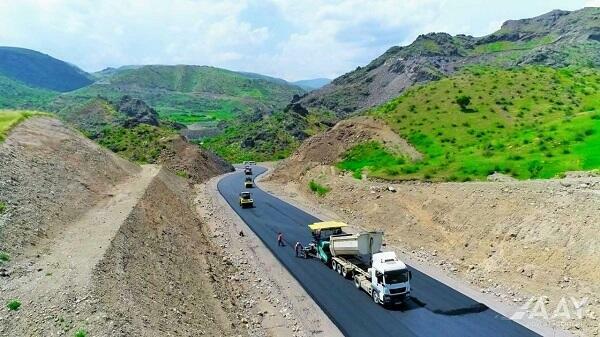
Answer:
[239,191,254,208]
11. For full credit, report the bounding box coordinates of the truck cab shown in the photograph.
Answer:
[369,251,411,305]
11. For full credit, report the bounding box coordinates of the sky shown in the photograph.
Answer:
[0,0,596,81]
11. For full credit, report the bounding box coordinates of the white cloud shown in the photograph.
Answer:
[585,0,600,6]
[0,0,590,80]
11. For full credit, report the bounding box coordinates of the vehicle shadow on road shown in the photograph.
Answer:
[387,297,489,317]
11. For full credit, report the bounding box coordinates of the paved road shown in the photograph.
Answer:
[218,167,540,337]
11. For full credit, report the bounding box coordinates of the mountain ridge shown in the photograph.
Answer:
[295,7,600,118]
[0,46,93,92]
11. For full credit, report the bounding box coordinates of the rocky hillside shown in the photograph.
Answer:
[0,47,92,92]
[296,7,600,117]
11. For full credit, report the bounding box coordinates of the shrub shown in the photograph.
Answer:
[456,95,471,111]
[175,170,189,178]
[0,201,5,214]
[74,329,88,337]
[7,299,21,311]
[309,180,331,197]
[0,252,9,262]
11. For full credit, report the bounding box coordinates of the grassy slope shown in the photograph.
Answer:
[59,65,304,126]
[0,110,46,142]
[338,66,600,181]
[0,75,58,109]
[96,124,177,164]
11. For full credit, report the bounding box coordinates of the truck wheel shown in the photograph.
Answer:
[372,290,379,304]
[341,267,348,278]
[331,260,337,271]
[336,263,342,275]
[353,275,360,289]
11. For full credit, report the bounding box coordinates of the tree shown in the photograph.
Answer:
[456,95,471,111]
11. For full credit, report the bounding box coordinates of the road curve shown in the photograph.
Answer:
[218,167,540,337]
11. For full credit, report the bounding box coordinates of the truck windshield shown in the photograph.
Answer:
[384,270,409,284]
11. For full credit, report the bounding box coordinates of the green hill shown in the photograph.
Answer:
[337,66,600,181]
[0,47,92,92]
[0,74,58,109]
[57,65,305,126]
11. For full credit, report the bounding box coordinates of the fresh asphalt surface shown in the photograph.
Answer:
[218,167,540,337]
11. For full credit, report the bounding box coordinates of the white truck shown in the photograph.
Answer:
[308,222,412,306]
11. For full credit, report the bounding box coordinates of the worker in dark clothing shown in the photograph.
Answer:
[277,232,284,246]
[294,241,303,257]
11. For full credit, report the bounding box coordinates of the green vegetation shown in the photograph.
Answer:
[202,112,300,162]
[309,180,331,197]
[74,329,88,337]
[66,65,304,126]
[471,35,556,55]
[175,170,189,178]
[338,141,407,179]
[6,299,21,311]
[0,201,6,214]
[0,110,47,142]
[455,95,472,111]
[0,75,58,110]
[96,124,176,163]
[0,251,10,262]
[343,66,600,181]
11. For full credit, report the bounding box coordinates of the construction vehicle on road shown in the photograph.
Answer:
[305,221,412,306]
[244,166,252,175]
[239,191,254,208]
[244,176,253,188]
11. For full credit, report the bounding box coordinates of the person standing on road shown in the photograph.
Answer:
[277,232,284,247]
[294,241,303,257]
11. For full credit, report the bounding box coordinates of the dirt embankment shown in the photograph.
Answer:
[262,164,600,336]
[91,168,247,336]
[0,117,250,336]
[158,135,233,184]
[0,117,140,255]
[269,116,421,182]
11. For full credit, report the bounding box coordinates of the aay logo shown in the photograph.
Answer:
[511,296,589,321]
